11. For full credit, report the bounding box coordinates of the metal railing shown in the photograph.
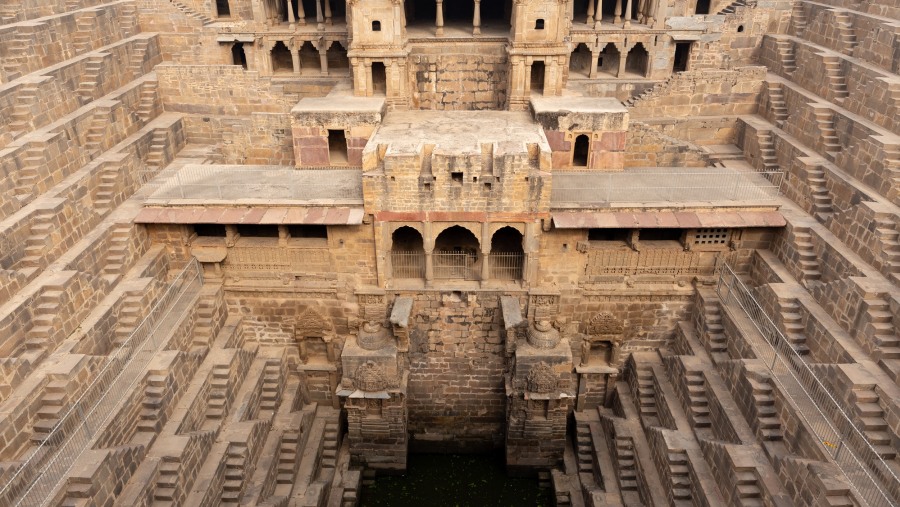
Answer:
[488,252,524,281]
[716,264,900,507]
[0,259,203,507]
[433,251,478,280]
[551,169,783,205]
[152,166,364,202]
[391,250,425,279]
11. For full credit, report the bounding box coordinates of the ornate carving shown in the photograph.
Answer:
[587,312,624,336]
[527,362,557,394]
[357,321,390,350]
[355,361,388,392]
[527,320,561,349]
[295,307,332,339]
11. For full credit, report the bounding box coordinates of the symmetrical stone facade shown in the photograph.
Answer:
[1,0,899,505]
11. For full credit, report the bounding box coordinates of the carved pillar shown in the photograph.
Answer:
[524,60,532,94]
[319,48,328,75]
[315,0,324,29]
[424,221,434,287]
[297,0,306,24]
[324,0,332,25]
[618,45,628,77]
[292,47,301,74]
[624,0,633,27]
[435,0,444,36]
[473,0,481,35]
[586,0,595,24]
[614,0,622,24]
[286,0,296,25]
[365,62,374,96]
[589,48,599,78]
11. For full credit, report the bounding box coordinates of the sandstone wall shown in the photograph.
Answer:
[408,43,508,111]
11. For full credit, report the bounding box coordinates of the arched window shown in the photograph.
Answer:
[695,0,710,14]
[391,227,425,279]
[434,226,481,280]
[232,42,247,69]
[569,43,592,78]
[372,20,382,31]
[535,18,545,29]
[597,43,621,77]
[271,41,293,73]
[216,0,230,17]
[625,42,649,77]
[573,134,590,167]
[489,227,524,281]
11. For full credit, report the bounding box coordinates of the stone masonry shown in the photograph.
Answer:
[0,0,899,505]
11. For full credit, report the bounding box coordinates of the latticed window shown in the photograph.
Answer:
[693,228,731,246]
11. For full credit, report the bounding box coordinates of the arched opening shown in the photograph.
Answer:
[231,42,247,69]
[573,134,590,167]
[328,129,348,165]
[299,41,320,75]
[530,61,545,95]
[271,41,293,73]
[597,43,620,77]
[391,227,426,279]
[535,18,545,29]
[326,42,350,75]
[569,43,592,79]
[624,43,649,77]
[216,0,231,17]
[481,0,512,29]
[372,62,387,96]
[434,226,481,280]
[695,0,711,14]
[489,227,524,281]
[673,42,691,72]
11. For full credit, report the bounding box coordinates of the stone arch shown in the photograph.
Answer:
[432,223,481,245]
[326,40,350,73]
[573,134,590,167]
[387,223,426,250]
[391,226,426,279]
[271,40,293,73]
[299,40,320,74]
[490,226,524,254]
[569,43,592,79]
[488,223,525,238]
[625,42,650,77]
[433,225,481,280]
[597,42,621,77]
[587,311,624,336]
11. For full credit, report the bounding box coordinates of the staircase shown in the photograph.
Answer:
[322,421,339,470]
[277,432,301,484]
[749,377,782,441]
[623,74,676,107]
[822,56,849,105]
[26,287,62,350]
[813,109,841,161]
[222,443,247,503]
[138,374,167,433]
[777,300,811,356]
[1,35,28,81]
[136,81,159,123]
[76,56,104,103]
[205,365,231,426]
[734,469,764,506]
[31,379,69,445]
[791,3,808,37]
[718,0,749,14]
[191,298,217,350]
[757,131,779,172]
[71,15,94,54]
[258,361,282,416]
[154,459,181,503]
[875,218,900,275]
[20,211,55,268]
[112,294,143,347]
[702,301,728,355]
[774,40,797,74]
[143,130,169,180]
[129,38,150,76]
[766,83,788,127]
[615,436,640,492]
[852,390,897,460]
[93,166,121,215]
[832,11,857,55]
[806,165,834,222]
[791,228,822,286]
[634,366,660,427]
[103,226,131,280]
[863,297,900,362]
[684,371,711,428]
[169,0,215,25]
[83,109,108,158]
[666,449,693,504]
[574,416,594,474]
[8,84,38,137]
[13,147,45,203]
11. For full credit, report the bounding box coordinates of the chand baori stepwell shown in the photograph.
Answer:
[0,0,900,504]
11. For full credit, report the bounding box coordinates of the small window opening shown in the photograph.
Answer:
[737,24,744,32]
[589,229,630,241]
[372,20,381,31]
[573,134,590,167]
[695,0,710,14]
[216,0,230,17]
[289,225,328,239]
[328,129,348,165]
[194,224,227,237]
[451,172,464,184]
[673,42,691,73]
[237,225,279,237]
[231,42,247,69]
[640,228,683,242]
[535,18,545,29]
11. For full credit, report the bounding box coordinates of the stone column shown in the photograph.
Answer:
[614,0,622,24]
[286,0,296,25]
[297,0,306,24]
[473,0,481,35]
[624,0,633,27]
[319,49,329,75]
[618,46,628,77]
[292,47,301,74]
[589,48,599,78]
[586,0,595,24]
[315,0,324,29]
[435,0,444,36]
[524,60,532,94]
[324,0,332,25]
[424,222,434,287]
[365,63,374,96]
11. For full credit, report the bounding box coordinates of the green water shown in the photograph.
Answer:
[359,453,553,507]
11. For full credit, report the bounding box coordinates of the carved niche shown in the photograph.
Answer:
[295,307,335,363]
[582,311,625,366]
[526,362,558,394]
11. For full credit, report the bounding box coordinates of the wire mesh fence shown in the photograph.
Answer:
[391,250,426,279]
[0,260,203,507]
[716,264,900,507]
[488,252,524,281]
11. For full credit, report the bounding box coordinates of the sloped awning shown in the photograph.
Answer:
[551,210,786,229]
[135,206,365,225]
